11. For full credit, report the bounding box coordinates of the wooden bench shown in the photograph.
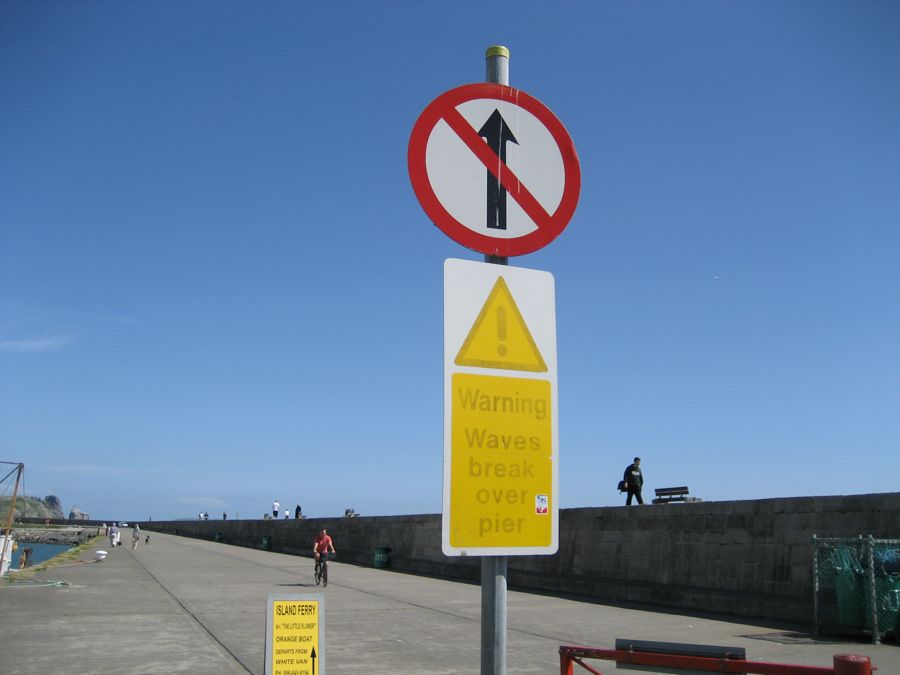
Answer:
[652,486,690,504]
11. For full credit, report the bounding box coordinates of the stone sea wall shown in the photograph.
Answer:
[29,492,900,625]
[10,527,99,546]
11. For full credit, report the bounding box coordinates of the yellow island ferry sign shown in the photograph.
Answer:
[443,258,558,556]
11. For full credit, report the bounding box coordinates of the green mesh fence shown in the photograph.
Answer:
[813,535,900,644]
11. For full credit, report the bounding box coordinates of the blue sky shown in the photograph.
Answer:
[2,1,898,521]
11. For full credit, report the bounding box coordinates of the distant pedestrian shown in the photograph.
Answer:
[272,499,280,519]
[623,457,644,505]
[131,524,141,550]
[223,512,227,520]
[199,511,203,520]
[115,524,122,546]
[284,509,290,519]
[109,523,119,549]
[295,503,302,519]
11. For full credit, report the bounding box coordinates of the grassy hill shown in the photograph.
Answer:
[0,495,66,521]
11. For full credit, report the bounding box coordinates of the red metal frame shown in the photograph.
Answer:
[559,645,870,675]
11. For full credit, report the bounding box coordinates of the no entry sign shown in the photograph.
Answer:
[409,83,580,257]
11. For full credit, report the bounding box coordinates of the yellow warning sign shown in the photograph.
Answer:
[449,372,553,548]
[454,277,547,372]
[271,600,320,675]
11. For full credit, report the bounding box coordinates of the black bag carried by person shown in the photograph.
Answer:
[617,480,626,492]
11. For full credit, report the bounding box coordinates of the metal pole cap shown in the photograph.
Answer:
[485,46,510,59]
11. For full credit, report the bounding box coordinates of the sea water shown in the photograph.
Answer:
[11,542,70,569]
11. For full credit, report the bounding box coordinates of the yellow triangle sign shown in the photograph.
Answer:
[455,277,547,372]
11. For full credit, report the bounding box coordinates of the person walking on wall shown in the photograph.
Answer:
[131,524,141,550]
[623,457,644,505]
[295,502,302,519]
[272,499,280,519]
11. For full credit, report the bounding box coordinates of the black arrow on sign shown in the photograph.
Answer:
[310,646,317,674]
[478,109,518,230]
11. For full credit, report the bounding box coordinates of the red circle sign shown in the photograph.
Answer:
[408,83,580,257]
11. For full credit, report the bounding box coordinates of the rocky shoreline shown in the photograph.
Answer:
[9,527,99,546]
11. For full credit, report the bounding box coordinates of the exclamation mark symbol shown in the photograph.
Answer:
[497,306,507,357]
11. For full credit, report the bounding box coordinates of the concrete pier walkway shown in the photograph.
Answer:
[0,532,895,674]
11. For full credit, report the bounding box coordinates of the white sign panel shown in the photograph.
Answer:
[443,258,559,556]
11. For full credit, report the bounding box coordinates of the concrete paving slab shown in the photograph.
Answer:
[1,532,896,674]
[0,537,246,674]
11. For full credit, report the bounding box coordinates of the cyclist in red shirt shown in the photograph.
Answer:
[313,529,335,564]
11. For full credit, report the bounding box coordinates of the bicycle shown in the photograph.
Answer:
[314,553,329,587]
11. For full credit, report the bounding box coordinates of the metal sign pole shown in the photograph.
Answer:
[481,555,507,674]
[484,45,510,269]
[481,44,510,675]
